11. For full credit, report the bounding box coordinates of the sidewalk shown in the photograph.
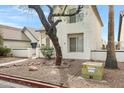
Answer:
[0,80,30,88]
[0,59,28,67]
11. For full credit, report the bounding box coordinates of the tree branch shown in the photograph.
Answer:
[28,5,50,29]
[53,19,62,26]
[47,6,62,31]
[62,5,67,15]
[47,19,62,34]
[52,5,83,17]
[47,5,54,25]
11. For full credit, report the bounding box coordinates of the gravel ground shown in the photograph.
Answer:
[0,58,124,88]
[0,57,22,64]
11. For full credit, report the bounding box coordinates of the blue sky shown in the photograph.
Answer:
[0,5,124,42]
[0,5,48,29]
[97,5,124,42]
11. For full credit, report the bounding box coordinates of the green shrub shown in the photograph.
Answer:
[3,48,11,56]
[0,47,4,56]
[41,45,54,59]
[0,47,11,56]
[0,34,3,46]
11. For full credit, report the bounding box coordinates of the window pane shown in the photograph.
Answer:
[76,13,84,22]
[70,38,76,52]
[68,33,83,52]
[70,15,76,23]
[69,8,76,23]
[77,35,83,52]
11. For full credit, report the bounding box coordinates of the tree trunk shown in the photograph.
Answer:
[28,5,62,66]
[105,5,118,69]
[28,5,82,66]
[48,33,62,66]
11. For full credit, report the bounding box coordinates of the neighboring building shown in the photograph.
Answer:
[38,29,53,47]
[38,5,103,60]
[22,27,39,48]
[0,5,103,59]
[0,24,39,49]
[118,10,124,50]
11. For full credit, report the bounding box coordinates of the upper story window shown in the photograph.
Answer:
[69,8,84,23]
[69,8,76,23]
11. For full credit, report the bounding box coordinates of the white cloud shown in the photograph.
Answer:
[0,5,49,21]
[0,20,23,28]
[14,5,49,17]
[0,6,37,23]
[0,5,49,29]
[7,15,28,22]
[13,5,39,16]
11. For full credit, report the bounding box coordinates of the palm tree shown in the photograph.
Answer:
[105,5,118,69]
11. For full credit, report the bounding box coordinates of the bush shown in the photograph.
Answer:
[0,34,3,46]
[41,45,54,59]
[0,47,4,56]
[0,47,11,56]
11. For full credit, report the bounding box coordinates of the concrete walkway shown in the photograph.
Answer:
[0,58,37,88]
[0,59,28,67]
[0,80,30,88]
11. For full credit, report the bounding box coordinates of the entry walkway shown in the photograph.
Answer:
[0,59,28,67]
[0,80,30,88]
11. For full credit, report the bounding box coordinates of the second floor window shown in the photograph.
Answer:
[69,8,76,23]
[69,8,84,23]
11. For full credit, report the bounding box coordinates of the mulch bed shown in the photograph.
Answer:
[0,58,124,88]
[0,57,22,64]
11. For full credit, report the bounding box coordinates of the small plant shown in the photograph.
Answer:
[3,48,11,56]
[0,47,11,56]
[0,33,3,46]
[0,47,4,56]
[41,45,54,59]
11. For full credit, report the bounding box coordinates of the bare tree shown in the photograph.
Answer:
[105,5,118,69]
[28,5,83,66]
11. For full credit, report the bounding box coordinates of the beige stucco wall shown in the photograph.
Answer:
[3,40,31,49]
[0,25,29,41]
[86,6,102,50]
[91,50,124,62]
[39,6,102,60]
[23,28,39,43]
[120,17,124,49]
[0,25,32,49]
[56,6,102,60]
[39,31,53,47]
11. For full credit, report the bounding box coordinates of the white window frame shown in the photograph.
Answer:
[68,33,84,52]
[69,8,84,23]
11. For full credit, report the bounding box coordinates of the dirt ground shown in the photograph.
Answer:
[0,58,124,88]
[0,57,22,64]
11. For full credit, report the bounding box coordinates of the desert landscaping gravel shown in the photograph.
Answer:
[0,58,124,88]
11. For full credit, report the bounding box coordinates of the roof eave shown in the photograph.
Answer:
[91,5,104,27]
